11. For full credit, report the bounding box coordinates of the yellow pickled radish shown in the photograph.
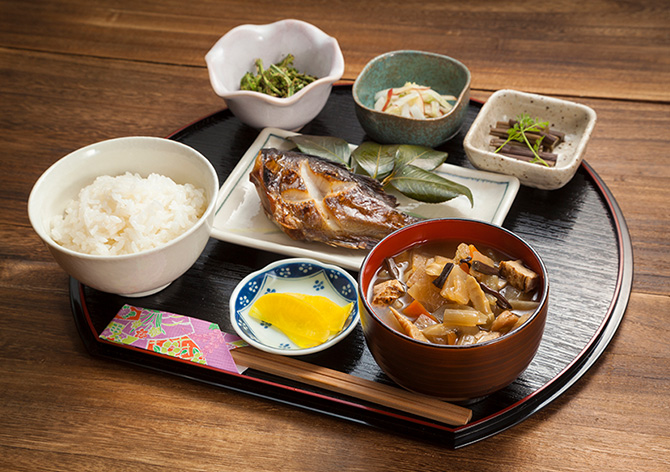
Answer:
[248,292,352,348]
[248,293,329,346]
[290,293,353,332]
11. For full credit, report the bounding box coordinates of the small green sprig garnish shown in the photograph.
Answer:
[494,114,551,166]
[240,54,317,98]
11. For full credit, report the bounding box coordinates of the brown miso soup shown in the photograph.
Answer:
[367,241,542,346]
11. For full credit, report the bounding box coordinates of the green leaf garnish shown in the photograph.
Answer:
[288,135,351,166]
[389,165,474,205]
[350,142,398,179]
[394,145,448,171]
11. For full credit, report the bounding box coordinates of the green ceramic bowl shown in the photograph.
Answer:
[352,50,471,148]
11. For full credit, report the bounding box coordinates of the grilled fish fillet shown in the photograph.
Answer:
[249,148,420,250]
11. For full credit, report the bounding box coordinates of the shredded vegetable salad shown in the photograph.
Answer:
[374,82,457,119]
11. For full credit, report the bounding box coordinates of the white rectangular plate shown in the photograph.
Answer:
[211,128,520,271]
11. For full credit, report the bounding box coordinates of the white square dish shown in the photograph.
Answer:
[211,127,520,271]
[463,89,597,190]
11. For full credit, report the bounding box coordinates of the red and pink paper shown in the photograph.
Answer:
[99,304,246,374]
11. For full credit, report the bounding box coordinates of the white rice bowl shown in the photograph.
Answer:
[50,172,207,256]
[28,136,219,297]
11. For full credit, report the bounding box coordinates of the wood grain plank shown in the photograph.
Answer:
[0,289,667,470]
[4,49,668,298]
[472,91,670,296]
[0,0,668,101]
[1,1,669,469]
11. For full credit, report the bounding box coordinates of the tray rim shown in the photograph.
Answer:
[69,88,633,449]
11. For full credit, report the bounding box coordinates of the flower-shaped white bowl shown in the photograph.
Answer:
[229,258,360,356]
[464,89,597,190]
[205,19,345,131]
[28,137,219,297]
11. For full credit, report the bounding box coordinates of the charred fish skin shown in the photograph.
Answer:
[249,148,419,250]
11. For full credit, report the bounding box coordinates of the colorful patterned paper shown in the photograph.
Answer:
[99,305,247,374]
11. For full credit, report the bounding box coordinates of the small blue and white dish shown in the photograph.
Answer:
[229,258,360,356]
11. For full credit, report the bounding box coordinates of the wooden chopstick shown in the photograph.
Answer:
[231,346,472,426]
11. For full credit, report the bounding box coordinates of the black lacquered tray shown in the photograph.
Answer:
[70,85,632,449]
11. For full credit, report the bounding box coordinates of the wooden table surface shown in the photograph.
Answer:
[2,1,669,470]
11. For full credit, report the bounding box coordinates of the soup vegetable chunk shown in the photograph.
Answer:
[369,242,541,346]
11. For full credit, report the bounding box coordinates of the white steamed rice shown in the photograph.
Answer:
[50,172,207,255]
